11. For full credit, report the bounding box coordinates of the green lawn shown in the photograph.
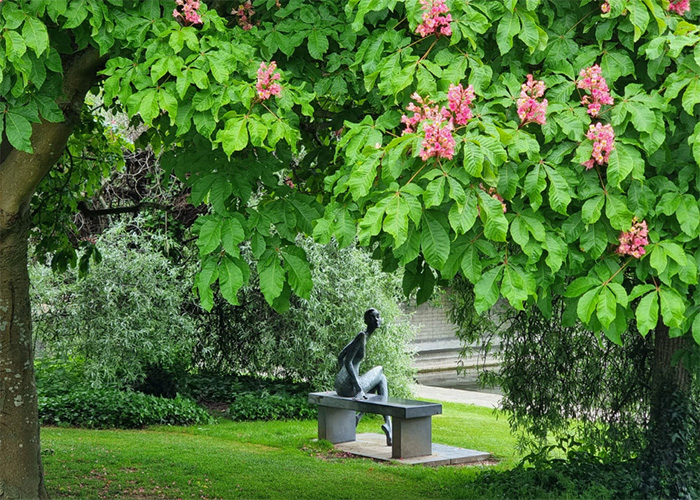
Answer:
[42,402,520,499]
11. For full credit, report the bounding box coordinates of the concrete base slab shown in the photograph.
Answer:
[335,433,492,466]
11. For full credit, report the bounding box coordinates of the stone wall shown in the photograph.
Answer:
[406,295,500,391]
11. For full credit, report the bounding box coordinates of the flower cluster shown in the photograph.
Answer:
[617,218,649,258]
[256,61,282,100]
[600,1,611,13]
[577,64,614,117]
[421,118,455,161]
[668,0,691,15]
[447,84,475,125]
[173,0,203,25]
[583,123,615,170]
[233,1,255,30]
[517,74,548,126]
[415,0,452,38]
[402,88,477,161]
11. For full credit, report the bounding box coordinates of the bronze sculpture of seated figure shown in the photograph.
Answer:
[334,308,392,446]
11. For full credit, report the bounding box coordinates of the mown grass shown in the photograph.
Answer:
[42,401,520,499]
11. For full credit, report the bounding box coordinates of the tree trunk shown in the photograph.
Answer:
[641,323,696,498]
[650,323,690,423]
[0,47,104,499]
[0,205,49,499]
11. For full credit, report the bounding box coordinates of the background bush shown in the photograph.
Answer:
[36,359,211,428]
[31,220,198,390]
[192,237,418,398]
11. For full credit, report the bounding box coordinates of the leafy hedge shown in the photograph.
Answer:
[36,359,211,429]
[184,372,317,421]
[38,389,212,429]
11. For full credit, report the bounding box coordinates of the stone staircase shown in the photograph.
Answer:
[406,299,501,392]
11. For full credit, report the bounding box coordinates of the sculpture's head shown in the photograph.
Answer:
[364,308,381,330]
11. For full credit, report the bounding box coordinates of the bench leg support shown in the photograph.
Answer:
[317,406,356,444]
[392,416,432,459]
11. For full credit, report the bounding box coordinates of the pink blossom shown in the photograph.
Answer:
[415,0,452,38]
[401,93,440,134]
[233,1,255,30]
[582,122,615,170]
[256,61,282,100]
[668,0,691,14]
[616,219,649,258]
[517,74,548,126]
[601,1,611,13]
[420,117,455,161]
[401,93,455,161]
[173,0,203,25]
[577,65,614,117]
[447,84,475,125]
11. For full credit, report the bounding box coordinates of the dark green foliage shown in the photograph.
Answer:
[474,453,640,500]
[38,390,212,429]
[35,359,211,429]
[184,372,316,421]
[639,391,700,500]
[228,392,316,421]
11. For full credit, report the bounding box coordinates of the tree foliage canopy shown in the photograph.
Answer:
[5,0,700,346]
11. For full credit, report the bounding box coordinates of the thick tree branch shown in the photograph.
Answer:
[0,48,106,216]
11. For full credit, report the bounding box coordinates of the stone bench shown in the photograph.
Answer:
[308,391,442,459]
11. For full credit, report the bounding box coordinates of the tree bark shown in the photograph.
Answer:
[0,47,104,499]
[0,206,49,500]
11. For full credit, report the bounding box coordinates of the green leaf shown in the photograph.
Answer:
[501,264,529,309]
[577,286,601,323]
[22,17,49,57]
[424,176,445,208]
[5,111,33,153]
[196,217,222,255]
[219,255,244,305]
[217,116,249,156]
[463,141,484,177]
[582,194,605,224]
[649,245,668,274]
[564,277,600,298]
[383,194,410,247]
[682,79,700,115]
[496,11,520,55]
[692,314,700,345]
[196,256,218,311]
[281,249,312,299]
[544,165,571,215]
[5,30,27,60]
[479,191,508,242]
[347,149,381,199]
[308,30,329,60]
[474,265,503,314]
[221,217,246,256]
[597,287,617,329]
[607,146,634,188]
[420,211,450,270]
[258,255,285,306]
[659,286,685,329]
[605,194,633,230]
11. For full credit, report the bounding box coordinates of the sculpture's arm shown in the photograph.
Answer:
[342,336,366,399]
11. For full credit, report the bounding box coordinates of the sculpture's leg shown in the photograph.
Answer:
[355,411,365,427]
[376,373,392,446]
